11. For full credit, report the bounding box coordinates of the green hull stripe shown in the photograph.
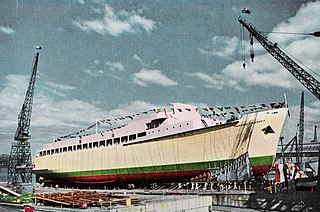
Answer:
[249,155,274,166]
[50,155,274,178]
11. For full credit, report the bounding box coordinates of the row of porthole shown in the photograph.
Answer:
[39,123,191,156]
[38,131,148,157]
[39,142,116,156]
[148,123,189,134]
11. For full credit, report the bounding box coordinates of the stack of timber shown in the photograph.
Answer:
[34,191,134,208]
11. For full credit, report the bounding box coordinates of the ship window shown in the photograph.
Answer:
[129,134,136,141]
[68,146,72,151]
[106,139,112,146]
[46,150,50,155]
[137,132,146,137]
[77,145,82,150]
[114,137,120,144]
[121,136,128,143]
[73,145,76,151]
[63,147,67,152]
[40,151,43,156]
[43,151,46,156]
[89,143,92,149]
[99,140,105,147]
[51,149,54,155]
[60,148,62,153]
[93,142,98,148]
[147,118,166,129]
[83,143,88,149]
[55,148,59,154]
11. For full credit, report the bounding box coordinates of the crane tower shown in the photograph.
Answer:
[7,46,41,189]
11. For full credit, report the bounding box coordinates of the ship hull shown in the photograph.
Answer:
[35,156,273,185]
[33,108,288,186]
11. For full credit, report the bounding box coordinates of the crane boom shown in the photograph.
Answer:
[14,47,41,141]
[238,17,320,100]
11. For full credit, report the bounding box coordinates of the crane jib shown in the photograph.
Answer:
[238,16,320,100]
[14,51,40,141]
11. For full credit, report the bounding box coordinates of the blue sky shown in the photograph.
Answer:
[0,0,319,154]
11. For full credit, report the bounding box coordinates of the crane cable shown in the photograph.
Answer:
[240,27,320,78]
[260,31,320,37]
[240,24,246,69]
[249,33,255,62]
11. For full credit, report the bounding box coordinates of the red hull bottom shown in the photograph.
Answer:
[69,169,207,185]
[43,164,271,186]
[251,164,272,176]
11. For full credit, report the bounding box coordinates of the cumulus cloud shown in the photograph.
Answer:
[0,26,15,35]
[42,81,76,91]
[105,61,124,72]
[132,54,143,63]
[132,54,151,68]
[0,74,103,152]
[83,69,104,77]
[190,72,245,91]
[106,100,162,118]
[221,54,299,89]
[0,75,86,129]
[269,1,320,45]
[133,68,178,87]
[83,60,124,78]
[72,4,156,36]
[199,36,240,58]
[190,72,224,90]
[196,1,320,92]
[0,74,166,152]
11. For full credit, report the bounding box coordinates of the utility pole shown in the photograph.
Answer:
[313,126,317,143]
[297,91,304,168]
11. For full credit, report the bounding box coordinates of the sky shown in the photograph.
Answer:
[0,0,319,155]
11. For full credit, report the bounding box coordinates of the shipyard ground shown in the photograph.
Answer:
[34,186,319,211]
[1,182,255,211]
[1,182,320,211]
[32,186,251,211]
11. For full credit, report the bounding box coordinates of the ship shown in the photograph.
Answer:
[33,102,288,186]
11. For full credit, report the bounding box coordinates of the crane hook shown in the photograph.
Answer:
[250,51,254,62]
